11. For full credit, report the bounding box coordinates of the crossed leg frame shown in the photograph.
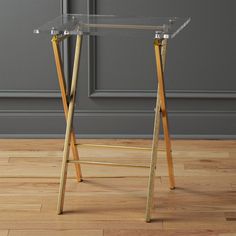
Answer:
[51,34,175,222]
[51,35,83,183]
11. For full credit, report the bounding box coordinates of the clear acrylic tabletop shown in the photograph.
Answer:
[34,14,190,39]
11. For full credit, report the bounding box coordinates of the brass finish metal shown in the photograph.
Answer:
[155,39,175,189]
[76,143,153,151]
[54,34,175,222]
[57,35,83,215]
[68,160,149,169]
[145,38,175,223]
[52,34,70,43]
[145,79,161,222]
[51,35,82,182]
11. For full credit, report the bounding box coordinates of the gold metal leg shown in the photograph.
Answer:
[156,39,175,189]
[57,35,83,214]
[51,36,82,182]
[145,38,175,222]
[145,86,161,222]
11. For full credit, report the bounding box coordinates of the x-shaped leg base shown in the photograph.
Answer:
[51,35,82,183]
[145,38,175,222]
[52,35,175,222]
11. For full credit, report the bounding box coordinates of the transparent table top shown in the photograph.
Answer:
[34,14,190,39]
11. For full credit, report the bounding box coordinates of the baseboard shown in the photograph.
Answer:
[0,110,235,139]
[0,134,235,139]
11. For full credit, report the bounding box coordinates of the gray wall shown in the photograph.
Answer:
[0,0,235,138]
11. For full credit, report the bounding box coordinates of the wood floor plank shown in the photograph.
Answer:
[0,203,41,212]
[0,231,9,236]
[103,229,236,236]
[225,212,236,221]
[0,221,162,231]
[0,139,235,233]
[231,184,236,190]
[161,176,234,191]
[8,230,103,236]
[161,211,236,230]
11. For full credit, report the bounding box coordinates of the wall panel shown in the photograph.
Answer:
[0,0,235,138]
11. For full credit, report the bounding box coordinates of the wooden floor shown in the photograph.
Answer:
[0,139,235,236]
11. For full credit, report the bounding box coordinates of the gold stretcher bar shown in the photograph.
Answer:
[68,160,150,169]
[75,143,166,151]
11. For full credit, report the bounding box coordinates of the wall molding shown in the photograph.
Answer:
[88,89,236,99]
[0,109,235,115]
[44,0,236,140]
[0,109,234,138]
[0,134,235,139]
[0,90,61,98]
[1,89,234,100]
[85,1,236,100]
[0,1,64,100]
